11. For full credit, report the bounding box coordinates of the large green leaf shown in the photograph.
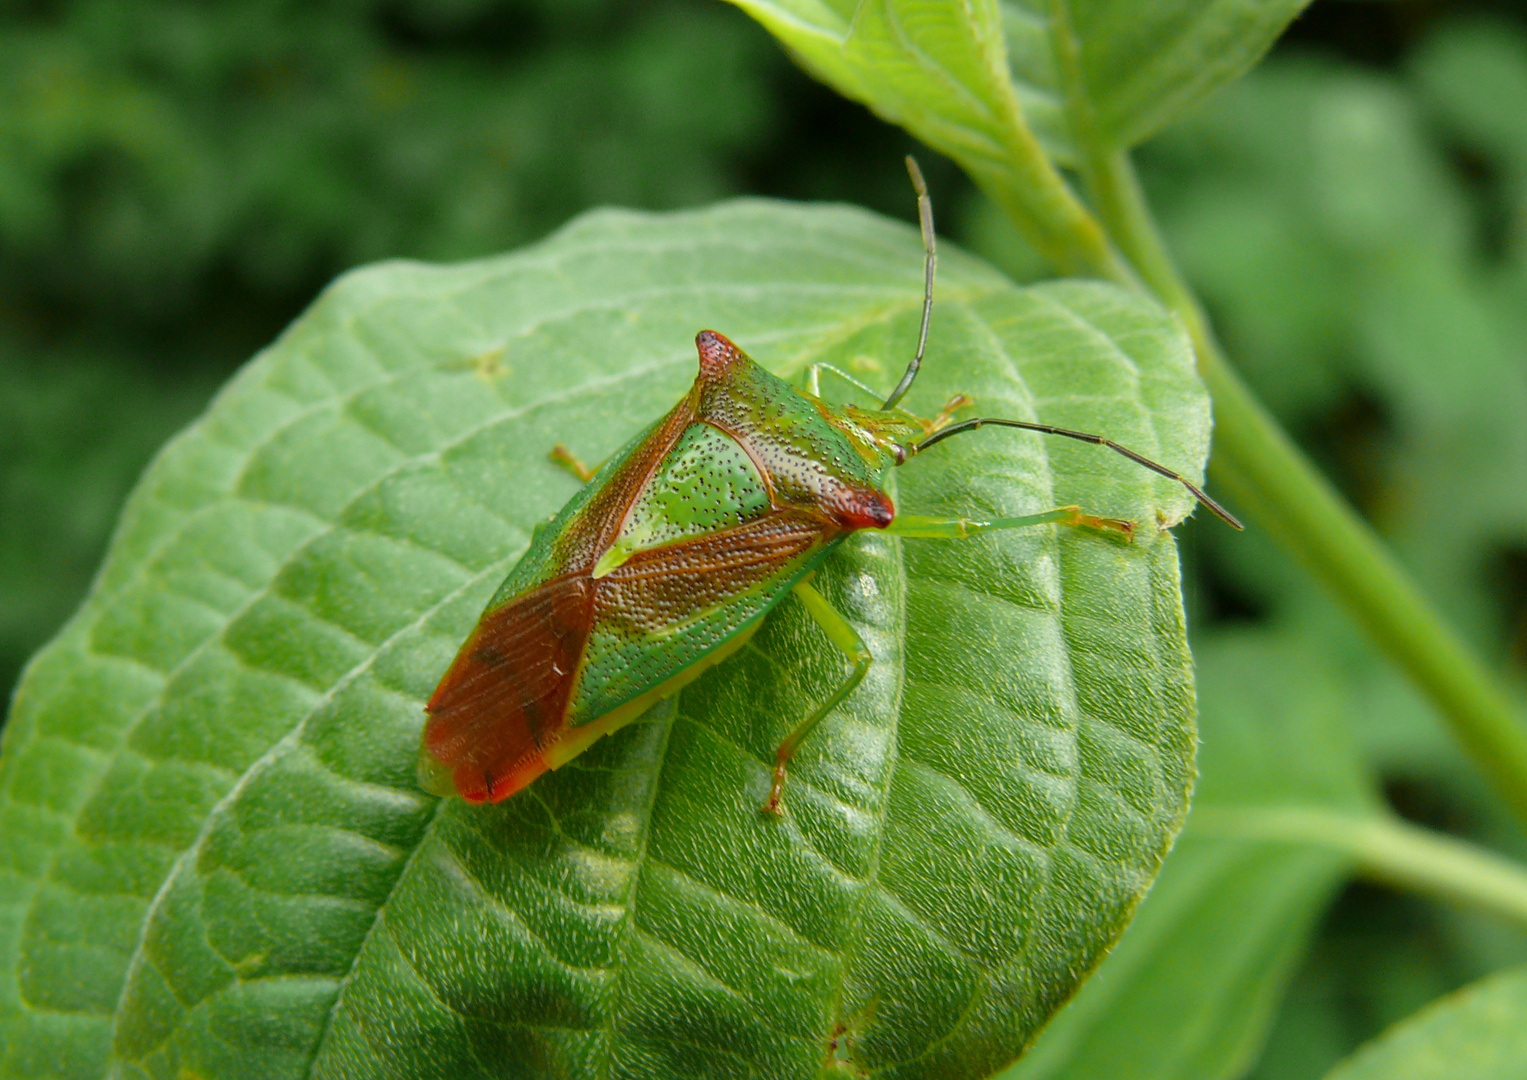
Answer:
[1003,0,1312,161]
[0,201,1213,1078]
[722,0,1073,258]
[725,0,1310,175]
[1001,629,1379,1080]
[1322,964,1527,1080]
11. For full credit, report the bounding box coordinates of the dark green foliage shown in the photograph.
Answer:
[0,0,780,307]
[6,1,1527,1078]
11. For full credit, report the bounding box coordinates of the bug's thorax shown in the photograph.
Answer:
[692,330,898,532]
[816,401,928,469]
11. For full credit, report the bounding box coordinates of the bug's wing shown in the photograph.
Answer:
[423,573,594,803]
[423,511,832,805]
[573,509,833,722]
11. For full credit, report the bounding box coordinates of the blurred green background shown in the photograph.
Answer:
[3,1,1527,1076]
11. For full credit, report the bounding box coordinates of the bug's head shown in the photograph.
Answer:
[818,403,928,469]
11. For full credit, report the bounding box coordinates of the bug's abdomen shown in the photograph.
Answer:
[422,573,594,803]
[572,510,831,726]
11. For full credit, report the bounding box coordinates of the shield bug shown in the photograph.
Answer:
[419,158,1241,814]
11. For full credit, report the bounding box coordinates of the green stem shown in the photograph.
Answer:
[1044,0,1137,287]
[963,18,1134,284]
[1194,807,1527,928]
[1089,149,1527,827]
[905,0,1135,284]
[972,158,1133,284]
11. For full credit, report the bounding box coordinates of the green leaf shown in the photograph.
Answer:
[716,0,1117,277]
[1322,964,1527,1080]
[722,1,1049,211]
[0,201,1213,1078]
[999,629,1380,1080]
[1009,0,1313,161]
[726,0,1309,172]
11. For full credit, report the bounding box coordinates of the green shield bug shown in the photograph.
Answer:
[419,158,1241,815]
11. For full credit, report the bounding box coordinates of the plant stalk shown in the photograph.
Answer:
[1083,149,1527,827]
[1195,807,1527,928]
[981,0,1527,826]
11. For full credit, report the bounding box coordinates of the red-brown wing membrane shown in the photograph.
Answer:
[598,510,828,631]
[425,514,832,802]
[424,574,594,803]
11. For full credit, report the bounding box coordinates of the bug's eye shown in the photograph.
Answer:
[826,486,894,530]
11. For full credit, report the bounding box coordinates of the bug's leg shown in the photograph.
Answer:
[922,393,973,436]
[803,364,825,397]
[548,443,597,483]
[802,362,885,403]
[764,580,873,816]
[886,506,1136,542]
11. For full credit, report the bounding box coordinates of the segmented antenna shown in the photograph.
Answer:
[880,157,1240,531]
[911,417,1244,530]
[881,156,936,411]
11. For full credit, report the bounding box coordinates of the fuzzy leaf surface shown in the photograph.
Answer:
[0,201,1212,1079]
[1003,629,1380,1080]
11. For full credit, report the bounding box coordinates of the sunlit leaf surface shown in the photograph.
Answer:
[0,201,1213,1078]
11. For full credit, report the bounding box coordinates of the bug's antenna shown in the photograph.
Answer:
[910,417,1244,530]
[881,156,936,411]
